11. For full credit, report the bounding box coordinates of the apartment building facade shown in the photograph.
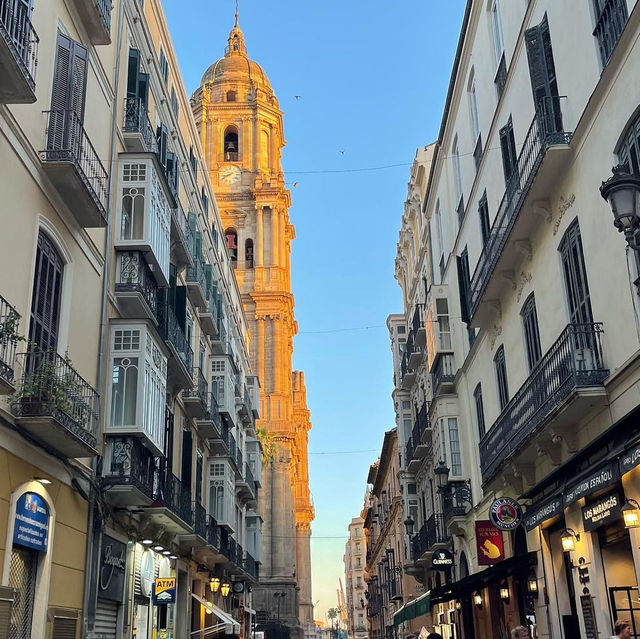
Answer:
[344,517,368,639]
[393,1,640,638]
[363,430,420,639]
[0,0,262,637]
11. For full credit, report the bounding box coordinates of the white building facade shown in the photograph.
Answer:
[395,1,640,638]
[344,517,368,639]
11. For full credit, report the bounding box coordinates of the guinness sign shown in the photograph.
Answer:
[431,549,454,571]
[99,535,127,602]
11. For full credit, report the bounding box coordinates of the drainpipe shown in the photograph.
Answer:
[82,0,126,635]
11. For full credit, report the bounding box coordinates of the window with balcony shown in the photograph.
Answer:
[436,298,451,349]
[593,0,628,67]
[474,383,485,438]
[494,345,509,410]
[29,231,63,352]
[521,294,542,370]
[559,221,594,325]
[525,15,562,135]
[448,418,462,476]
[209,459,235,529]
[109,326,167,455]
[116,159,171,285]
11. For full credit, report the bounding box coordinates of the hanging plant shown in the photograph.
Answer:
[257,427,277,463]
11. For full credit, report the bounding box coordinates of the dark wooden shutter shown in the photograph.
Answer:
[175,286,187,331]
[29,232,64,353]
[479,192,491,245]
[138,72,149,107]
[521,294,542,369]
[164,407,174,476]
[456,251,471,324]
[560,222,594,325]
[156,124,168,168]
[499,118,519,193]
[181,429,193,489]
[525,15,561,133]
[127,48,140,98]
[195,450,203,504]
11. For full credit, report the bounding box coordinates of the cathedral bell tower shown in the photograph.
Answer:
[191,13,315,637]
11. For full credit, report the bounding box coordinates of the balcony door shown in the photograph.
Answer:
[525,15,562,134]
[559,222,593,326]
[29,232,63,353]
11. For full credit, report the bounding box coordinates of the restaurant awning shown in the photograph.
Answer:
[191,593,240,635]
[393,591,431,626]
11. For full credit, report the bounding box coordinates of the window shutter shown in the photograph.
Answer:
[156,124,168,168]
[138,72,149,106]
[196,450,203,504]
[29,232,64,352]
[51,33,72,115]
[456,250,471,324]
[50,609,79,639]
[69,40,88,121]
[499,125,511,184]
[127,48,141,99]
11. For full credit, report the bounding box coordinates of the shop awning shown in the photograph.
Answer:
[393,591,431,626]
[191,593,240,635]
[430,552,536,605]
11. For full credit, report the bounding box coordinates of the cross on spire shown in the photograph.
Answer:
[235,0,239,27]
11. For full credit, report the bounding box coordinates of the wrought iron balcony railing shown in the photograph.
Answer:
[123,97,157,153]
[594,0,628,66]
[42,109,109,223]
[193,502,207,539]
[405,405,430,465]
[155,471,192,526]
[156,296,194,379]
[479,322,608,484]
[442,480,472,525]
[243,551,259,580]
[115,251,158,315]
[0,295,20,388]
[206,516,221,549]
[104,436,156,498]
[411,513,447,561]
[432,353,455,395]
[0,0,39,99]
[12,350,99,448]
[183,366,208,408]
[411,304,424,336]
[468,98,572,318]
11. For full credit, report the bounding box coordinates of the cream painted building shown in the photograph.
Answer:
[393,1,640,639]
[344,517,368,639]
[0,1,262,637]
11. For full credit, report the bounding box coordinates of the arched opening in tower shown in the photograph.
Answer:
[225,227,238,265]
[224,127,239,161]
[245,238,254,268]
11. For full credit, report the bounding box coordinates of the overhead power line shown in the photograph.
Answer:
[298,324,386,335]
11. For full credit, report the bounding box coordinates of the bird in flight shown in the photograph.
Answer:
[294,95,302,100]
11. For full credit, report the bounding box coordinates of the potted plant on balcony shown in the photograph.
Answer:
[12,349,91,430]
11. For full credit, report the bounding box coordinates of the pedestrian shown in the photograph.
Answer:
[511,627,530,639]
[611,619,632,639]
[426,634,443,639]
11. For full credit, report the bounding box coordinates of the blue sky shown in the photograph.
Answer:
[163,0,466,622]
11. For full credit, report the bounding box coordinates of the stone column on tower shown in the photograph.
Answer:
[191,14,314,639]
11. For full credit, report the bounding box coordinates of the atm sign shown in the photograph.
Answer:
[154,577,176,604]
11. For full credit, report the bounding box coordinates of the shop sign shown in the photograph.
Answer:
[524,496,563,531]
[140,550,155,597]
[564,462,618,507]
[154,577,176,605]
[475,520,504,565]
[580,595,598,639]
[13,492,50,553]
[431,549,454,570]
[490,497,523,530]
[581,492,622,531]
[620,442,640,475]
[99,535,127,602]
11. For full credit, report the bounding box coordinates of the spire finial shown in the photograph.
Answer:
[235,0,239,27]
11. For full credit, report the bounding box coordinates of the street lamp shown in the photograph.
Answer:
[560,528,580,552]
[403,516,415,536]
[210,576,221,593]
[622,499,640,528]
[274,591,287,623]
[434,460,450,491]
[600,164,640,250]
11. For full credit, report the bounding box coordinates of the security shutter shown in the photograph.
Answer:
[0,586,16,639]
[49,608,78,639]
[94,599,118,639]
